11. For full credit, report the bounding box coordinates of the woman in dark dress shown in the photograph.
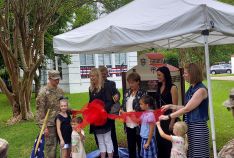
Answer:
[155,66,178,158]
[88,68,114,158]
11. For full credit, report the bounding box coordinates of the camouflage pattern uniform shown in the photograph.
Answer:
[36,71,64,158]
[0,138,8,158]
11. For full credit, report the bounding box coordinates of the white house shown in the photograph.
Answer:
[41,52,137,93]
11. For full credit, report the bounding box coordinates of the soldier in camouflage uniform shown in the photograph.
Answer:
[36,70,64,158]
[0,138,8,158]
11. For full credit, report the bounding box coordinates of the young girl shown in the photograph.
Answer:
[139,95,157,158]
[71,117,86,158]
[156,121,188,158]
[56,97,72,158]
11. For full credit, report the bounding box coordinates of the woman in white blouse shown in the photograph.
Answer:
[120,72,146,158]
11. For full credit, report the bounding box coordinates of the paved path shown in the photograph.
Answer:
[211,76,234,81]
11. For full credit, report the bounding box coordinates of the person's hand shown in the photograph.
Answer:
[80,134,85,142]
[60,140,65,148]
[159,115,169,121]
[161,104,172,112]
[144,143,149,149]
[44,128,49,137]
[156,121,160,126]
[113,94,120,103]
[76,127,81,133]
[119,109,124,115]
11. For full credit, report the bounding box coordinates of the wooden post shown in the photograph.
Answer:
[121,72,126,96]
[179,68,185,105]
[35,109,50,155]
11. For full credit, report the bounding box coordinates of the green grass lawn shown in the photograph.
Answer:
[0,80,234,157]
[208,80,234,149]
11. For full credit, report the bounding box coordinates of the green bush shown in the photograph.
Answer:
[164,52,179,67]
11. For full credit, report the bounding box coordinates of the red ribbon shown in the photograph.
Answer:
[71,99,164,130]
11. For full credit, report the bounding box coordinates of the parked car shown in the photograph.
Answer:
[210,64,232,74]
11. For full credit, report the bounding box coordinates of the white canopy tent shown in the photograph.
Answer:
[53,0,234,157]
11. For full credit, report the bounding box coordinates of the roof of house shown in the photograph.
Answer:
[146,53,164,59]
[145,53,179,72]
[149,63,179,72]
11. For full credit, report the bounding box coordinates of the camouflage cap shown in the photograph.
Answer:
[48,70,60,80]
[223,88,234,108]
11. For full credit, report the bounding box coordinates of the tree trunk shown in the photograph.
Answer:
[0,76,34,124]
[20,77,34,120]
[34,68,42,98]
[3,73,34,124]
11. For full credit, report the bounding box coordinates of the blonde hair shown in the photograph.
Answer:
[174,121,188,152]
[59,97,68,106]
[184,63,203,84]
[89,68,103,93]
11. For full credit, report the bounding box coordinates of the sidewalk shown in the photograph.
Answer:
[211,76,234,81]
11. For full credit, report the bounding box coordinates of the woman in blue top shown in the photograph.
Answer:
[159,63,209,158]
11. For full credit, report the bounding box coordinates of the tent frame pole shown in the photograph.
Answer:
[202,30,218,158]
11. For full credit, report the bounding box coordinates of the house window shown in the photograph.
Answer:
[115,53,127,65]
[114,53,127,76]
[80,54,94,66]
[80,54,95,78]
[98,54,111,66]
[58,58,63,80]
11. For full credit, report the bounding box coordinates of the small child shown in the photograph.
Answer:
[71,117,86,158]
[139,95,157,158]
[56,97,72,158]
[156,121,188,158]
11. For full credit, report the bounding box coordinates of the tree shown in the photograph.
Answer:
[220,0,234,5]
[72,4,97,29]
[209,45,234,65]
[34,12,73,97]
[0,0,100,124]
[100,0,132,13]
[164,51,179,67]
